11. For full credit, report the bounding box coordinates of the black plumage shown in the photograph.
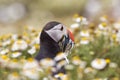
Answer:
[35,21,61,60]
[35,28,61,60]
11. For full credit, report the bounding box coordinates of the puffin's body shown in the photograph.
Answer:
[35,21,74,75]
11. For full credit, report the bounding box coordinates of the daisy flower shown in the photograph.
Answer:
[2,39,11,46]
[7,72,21,80]
[70,23,80,29]
[100,15,108,22]
[23,58,39,69]
[40,58,55,68]
[11,52,22,58]
[22,69,39,80]
[80,37,90,45]
[84,67,96,74]
[11,40,28,51]
[27,46,36,55]
[80,30,90,37]
[98,22,108,30]
[72,56,81,65]
[8,59,22,69]
[0,55,10,67]
[75,16,88,25]
[91,58,107,70]
[0,49,9,55]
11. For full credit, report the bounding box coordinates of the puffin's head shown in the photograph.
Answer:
[40,21,74,54]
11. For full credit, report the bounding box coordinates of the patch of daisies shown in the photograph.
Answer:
[69,14,120,80]
[0,15,120,80]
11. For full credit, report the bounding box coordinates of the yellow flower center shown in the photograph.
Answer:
[26,40,31,44]
[105,59,110,63]
[101,22,107,27]
[112,34,117,40]
[16,40,22,44]
[72,56,80,61]
[27,58,34,62]
[34,44,39,49]
[2,55,8,60]
[81,37,88,41]
[13,52,18,54]
[12,59,18,62]
[13,72,19,77]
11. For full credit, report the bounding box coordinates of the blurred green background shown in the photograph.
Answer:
[0,0,120,35]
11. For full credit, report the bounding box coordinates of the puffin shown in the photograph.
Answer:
[35,21,74,75]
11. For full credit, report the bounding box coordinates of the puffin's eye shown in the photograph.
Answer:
[60,26,63,31]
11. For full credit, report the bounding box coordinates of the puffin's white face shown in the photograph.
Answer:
[45,24,67,42]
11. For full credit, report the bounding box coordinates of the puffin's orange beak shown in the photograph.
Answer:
[67,29,74,42]
[64,29,74,52]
